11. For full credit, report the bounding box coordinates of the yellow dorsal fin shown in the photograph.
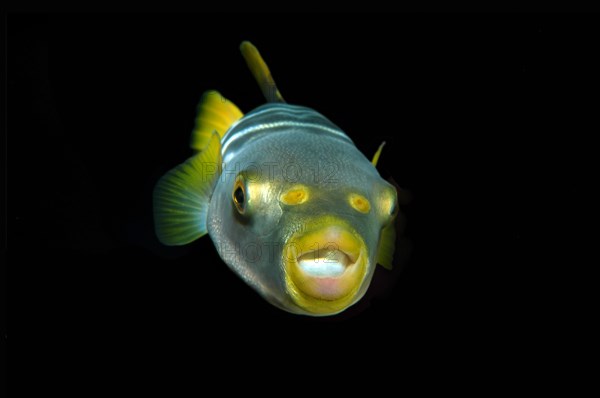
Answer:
[372,141,386,167]
[240,41,285,103]
[190,90,243,151]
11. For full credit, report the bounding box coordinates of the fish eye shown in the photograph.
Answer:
[390,200,398,217]
[384,189,399,225]
[233,178,246,214]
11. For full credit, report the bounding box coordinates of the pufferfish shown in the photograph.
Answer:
[154,41,398,316]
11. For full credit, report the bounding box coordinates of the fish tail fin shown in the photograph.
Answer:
[154,132,222,246]
[190,90,244,151]
[240,41,285,103]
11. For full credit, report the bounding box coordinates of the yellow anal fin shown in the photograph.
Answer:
[376,218,396,270]
[190,90,243,151]
[240,41,285,103]
[372,141,386,167]
[154,132,222,245]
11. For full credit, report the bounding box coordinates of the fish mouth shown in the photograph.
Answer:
[283,222,368,315]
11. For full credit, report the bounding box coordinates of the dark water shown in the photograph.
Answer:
[8,14,594,385]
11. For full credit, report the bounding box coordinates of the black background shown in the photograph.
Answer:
[8,13,596,386]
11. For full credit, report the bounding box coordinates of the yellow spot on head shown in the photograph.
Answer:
[349,193,371,213]
[280,185,309,205]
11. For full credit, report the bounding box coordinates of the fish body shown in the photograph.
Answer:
[154,43,398,316]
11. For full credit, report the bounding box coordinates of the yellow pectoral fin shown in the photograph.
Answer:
[375,220,396,270]
[154,132,222,245]
[190,90,243,151]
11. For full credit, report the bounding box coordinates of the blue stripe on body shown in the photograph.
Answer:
[221,104,352,161]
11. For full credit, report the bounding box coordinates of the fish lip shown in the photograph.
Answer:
[282,221,369,314]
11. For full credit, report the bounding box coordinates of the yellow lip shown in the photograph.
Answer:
[283,218,368,315]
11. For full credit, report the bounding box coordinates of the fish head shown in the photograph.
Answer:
[207,149,397,316]
[277,159,398,315]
